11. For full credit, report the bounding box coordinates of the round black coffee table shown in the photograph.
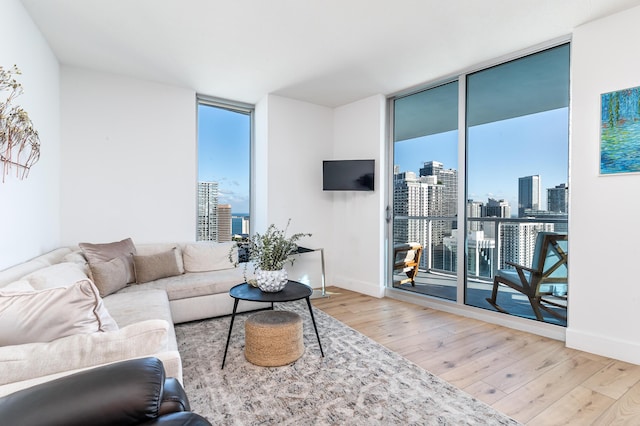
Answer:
[221,281,324,368]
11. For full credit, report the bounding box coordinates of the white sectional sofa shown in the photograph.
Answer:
[0,239,267,397]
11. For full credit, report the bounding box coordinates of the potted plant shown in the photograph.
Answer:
[230,220,311,292]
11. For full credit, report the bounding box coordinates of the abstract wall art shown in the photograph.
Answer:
[600,86,640,175]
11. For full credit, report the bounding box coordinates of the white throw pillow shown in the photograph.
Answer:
[0,280,35,293]
[21,262,89,290]
[182,242,237,272]
[0,280,118,346]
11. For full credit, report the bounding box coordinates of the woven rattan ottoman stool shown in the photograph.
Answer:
[244,310,304,367]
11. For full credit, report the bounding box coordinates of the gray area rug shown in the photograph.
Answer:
[175,301,520,425]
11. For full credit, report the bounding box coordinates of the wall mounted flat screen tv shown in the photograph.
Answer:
[323,159,375,191]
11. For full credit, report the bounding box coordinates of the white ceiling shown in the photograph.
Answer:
[20,0,640,108]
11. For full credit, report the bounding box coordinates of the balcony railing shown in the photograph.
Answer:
[392,215,568,325]
[393,215,567,282]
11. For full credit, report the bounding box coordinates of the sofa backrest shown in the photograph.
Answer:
[0,248,73,288]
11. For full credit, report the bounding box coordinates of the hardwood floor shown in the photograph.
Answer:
[311,287,640,425]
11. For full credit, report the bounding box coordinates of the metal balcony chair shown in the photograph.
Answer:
[393,242,422,286]
[486,232,568,322]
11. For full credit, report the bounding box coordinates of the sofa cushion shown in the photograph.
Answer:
[79,238,137,284]
[0,280,118,346]
[89,257,130,297]
[133,249,182,284]
[103,289,177,352]
[182,242,236,272]
[21,262,89,290]
[116,267,246,302]
[0,319,169,387]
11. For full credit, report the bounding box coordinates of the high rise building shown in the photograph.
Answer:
[548,183,568,213]
[467,200,483,231]
[197,181,218,241]
[393,169,446,270]
[443,229,496,279]
[420,161,457,217]
[499,222,554,270]
[518,175,541,217]
[217,204,232,242]
[484,198,511,218]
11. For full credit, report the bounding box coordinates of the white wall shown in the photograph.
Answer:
[255,94,385,295]
[254,94,334,288]
[60,67,197,245]
[0,0,60,270]
[568,6,640,364]
[331,95,386,297]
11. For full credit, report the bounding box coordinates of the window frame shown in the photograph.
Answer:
[386,36,570,336]
[196,94,255,239]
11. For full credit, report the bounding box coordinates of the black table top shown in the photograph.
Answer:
[229,281,312,303]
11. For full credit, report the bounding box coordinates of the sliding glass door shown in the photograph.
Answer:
[389,43,569,326]
[465,44,569,325]
[392,81,459,301]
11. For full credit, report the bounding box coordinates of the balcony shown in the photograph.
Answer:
[392,216,568,326]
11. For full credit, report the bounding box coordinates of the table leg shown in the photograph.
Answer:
[305,297,324,357]
[221,298,239,369]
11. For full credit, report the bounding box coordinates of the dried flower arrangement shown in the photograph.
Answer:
[0,65,41,182]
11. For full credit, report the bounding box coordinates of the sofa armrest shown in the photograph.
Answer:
[139,412,212,426]
[0,319,169,386]
[159,377,190,415]
[0,357,202,426]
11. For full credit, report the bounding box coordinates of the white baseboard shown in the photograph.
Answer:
[566,328,640,365]
[332,276,384,298]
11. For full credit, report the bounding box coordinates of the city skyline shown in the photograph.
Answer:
[200,102,568,217]
[394,108,569,211]
[198,104,251,214]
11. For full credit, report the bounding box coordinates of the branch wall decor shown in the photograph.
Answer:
[0,65,41,182]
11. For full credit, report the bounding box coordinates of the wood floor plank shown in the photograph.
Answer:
[482,343,578,394]
[463,380,509,406]
[592,379,640,425]
[526,386,615,426]
[311,287,640,425]
[582,360,640,400]
[439,349,519,389]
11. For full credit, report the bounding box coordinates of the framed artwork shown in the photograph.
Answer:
[600,86,640,175]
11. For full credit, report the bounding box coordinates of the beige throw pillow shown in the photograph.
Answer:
[133,248,182,284]
[135,244,185,274]
[89,257,129,297]
[0,280,118,346]
[79,238,137,284]
[80,238,137,296]
[182,242,237,272]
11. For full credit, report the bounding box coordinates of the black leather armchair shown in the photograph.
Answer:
[0,357,211,426]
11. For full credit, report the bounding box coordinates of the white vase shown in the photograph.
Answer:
[255,268,288,292]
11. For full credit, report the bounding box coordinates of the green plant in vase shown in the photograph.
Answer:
[229,219,311,292]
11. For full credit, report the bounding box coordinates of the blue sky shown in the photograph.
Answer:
[197,104,251,214]
[200,103,568,216]
[394,108,569,210]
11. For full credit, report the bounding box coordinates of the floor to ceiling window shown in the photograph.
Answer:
[392,81,459,301]
[390,42,569,326]
[196,96,253,243]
